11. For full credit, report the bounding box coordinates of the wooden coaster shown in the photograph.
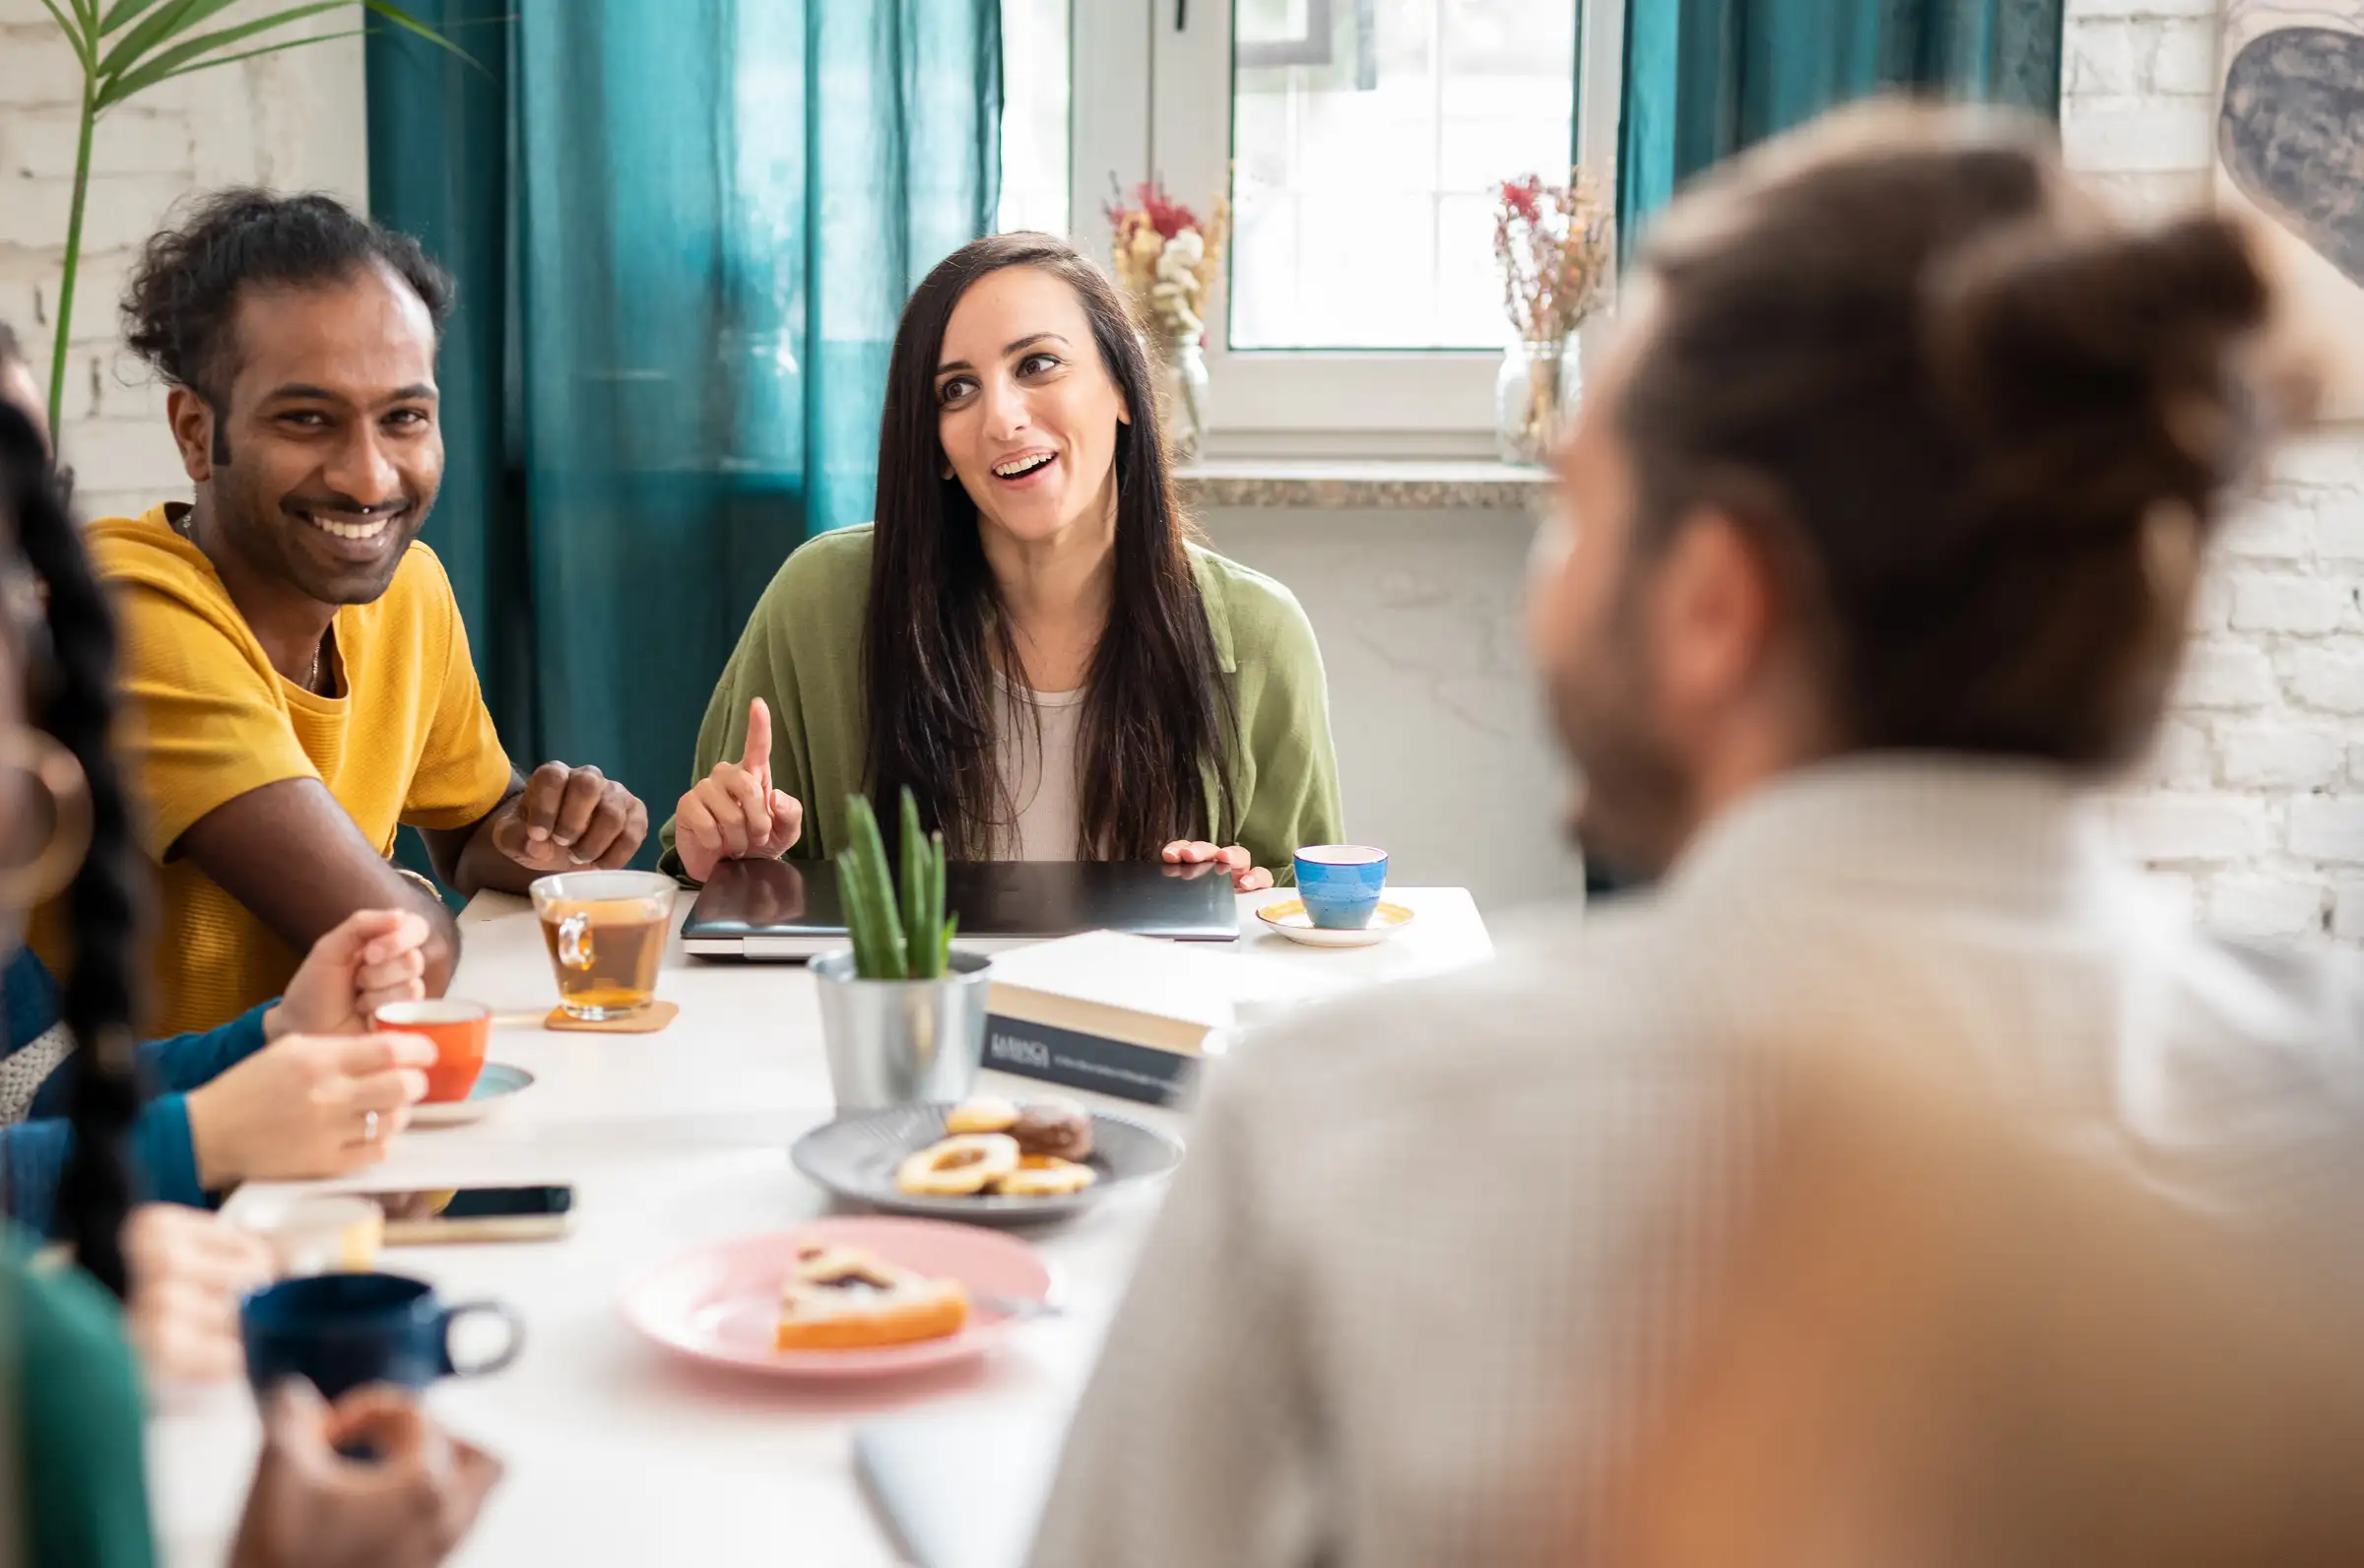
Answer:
[543,1000,679,1034]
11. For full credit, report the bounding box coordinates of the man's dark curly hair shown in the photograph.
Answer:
[120,188,452,454]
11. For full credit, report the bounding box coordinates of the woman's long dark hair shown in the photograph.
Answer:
[0,396,142,1297]
[864,232,1232,860]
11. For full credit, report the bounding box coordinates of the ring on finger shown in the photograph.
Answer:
[362,1109,381,1143]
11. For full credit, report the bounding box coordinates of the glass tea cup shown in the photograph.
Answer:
[529,871,677,1021]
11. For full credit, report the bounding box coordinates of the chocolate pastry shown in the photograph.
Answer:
[1010,1098,1093,1161]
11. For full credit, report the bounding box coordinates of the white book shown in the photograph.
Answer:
[985,928,1342,1056]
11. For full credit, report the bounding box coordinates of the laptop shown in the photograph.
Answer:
[679,857,1239,957]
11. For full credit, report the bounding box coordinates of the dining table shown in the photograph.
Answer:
[146,883,1494,1568]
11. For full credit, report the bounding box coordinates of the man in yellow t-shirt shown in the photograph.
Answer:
[56,190,649,1035]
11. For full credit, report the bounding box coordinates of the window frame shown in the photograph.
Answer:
[1069,0,1624,460]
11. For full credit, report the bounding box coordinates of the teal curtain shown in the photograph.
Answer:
[366,2,1000,869]
[1619,0,2063,245]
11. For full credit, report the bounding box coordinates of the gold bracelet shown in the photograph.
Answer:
[392,867,445,903]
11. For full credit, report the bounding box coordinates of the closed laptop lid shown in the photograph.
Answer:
[681,858,1239,943]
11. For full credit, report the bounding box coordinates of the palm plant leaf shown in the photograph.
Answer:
[149,28,367,87]
[98,0,173,33]
[37,0,95,70]
[98,2,351,112]
[96,0,216,79]
[364,1,482,69]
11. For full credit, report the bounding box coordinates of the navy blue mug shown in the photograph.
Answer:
[240,1272,524,1403]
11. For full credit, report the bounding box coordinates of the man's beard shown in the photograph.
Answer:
[209,461,426,607]
[1548,618,1696,883]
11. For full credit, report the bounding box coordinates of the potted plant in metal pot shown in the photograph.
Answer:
[811,789,988,1111]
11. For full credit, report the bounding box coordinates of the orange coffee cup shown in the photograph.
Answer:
[371,998,491,1104]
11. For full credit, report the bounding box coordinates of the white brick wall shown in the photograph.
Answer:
[0,0,367,521]
[2069,0,2364,944]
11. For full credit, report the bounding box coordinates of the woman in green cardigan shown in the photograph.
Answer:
[664,233,1342,889]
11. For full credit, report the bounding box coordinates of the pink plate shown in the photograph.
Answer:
[620,1216,1052,1380]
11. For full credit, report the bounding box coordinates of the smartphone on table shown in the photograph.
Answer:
[368,1185,576,1245]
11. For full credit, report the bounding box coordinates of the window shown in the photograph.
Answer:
[997,0,1072,236]
[1229,0,1578,352]
[1008,0,1623,458]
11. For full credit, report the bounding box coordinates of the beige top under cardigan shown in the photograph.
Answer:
[990,676,1085,860]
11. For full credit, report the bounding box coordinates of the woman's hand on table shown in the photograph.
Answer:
[1160,840,1274,892]
[675,696,804,882]
[187,1032,435,1188]
[122,1204,274,1383]
[267,909,433,1040]
[232,1381,502,1568]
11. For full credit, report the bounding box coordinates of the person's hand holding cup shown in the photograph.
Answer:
[267,909,433,1040]
[370,999,491,1105]
[185,1032,433,1187]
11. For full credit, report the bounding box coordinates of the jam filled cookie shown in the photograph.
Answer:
[774,1241,968,1351]
[991,1154,1097,1198]
[944,1096,1020,1136]
[895,1133,1021,1197]
[1009,1098,1093,1162]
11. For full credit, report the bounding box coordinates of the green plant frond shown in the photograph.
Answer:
[98,0,173,37]
[150,27,367,86]
[97,0,349,112]
[37,0,98,72]
[364,0,490,72]
[838,791,956,979]
[96,0,218,79]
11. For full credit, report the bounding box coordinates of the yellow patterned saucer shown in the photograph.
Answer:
[1254,898,1415,947]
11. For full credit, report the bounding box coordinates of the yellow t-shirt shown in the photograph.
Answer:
[45,507,516,1035]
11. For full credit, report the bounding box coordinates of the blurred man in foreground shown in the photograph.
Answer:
[1026,100,2362,1568]
[1612,1037,2364,1568]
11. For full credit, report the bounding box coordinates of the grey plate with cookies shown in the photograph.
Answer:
[791,1100,1185,1224]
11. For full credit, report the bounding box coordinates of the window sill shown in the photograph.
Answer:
[1173,459,1551,512]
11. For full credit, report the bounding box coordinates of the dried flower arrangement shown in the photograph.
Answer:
[1106,178,1231,345]
[1492,169,1614,461]
[1494,168,1614,345]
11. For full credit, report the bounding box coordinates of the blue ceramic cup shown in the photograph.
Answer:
[1292,844,1390,930]
[241,1272,524,1403]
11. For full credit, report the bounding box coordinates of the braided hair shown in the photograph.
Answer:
[0,385,143,1296]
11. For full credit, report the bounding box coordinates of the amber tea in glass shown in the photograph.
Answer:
[529,871,676,1020]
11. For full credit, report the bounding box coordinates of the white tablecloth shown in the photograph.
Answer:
[149,886,1492,1568]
